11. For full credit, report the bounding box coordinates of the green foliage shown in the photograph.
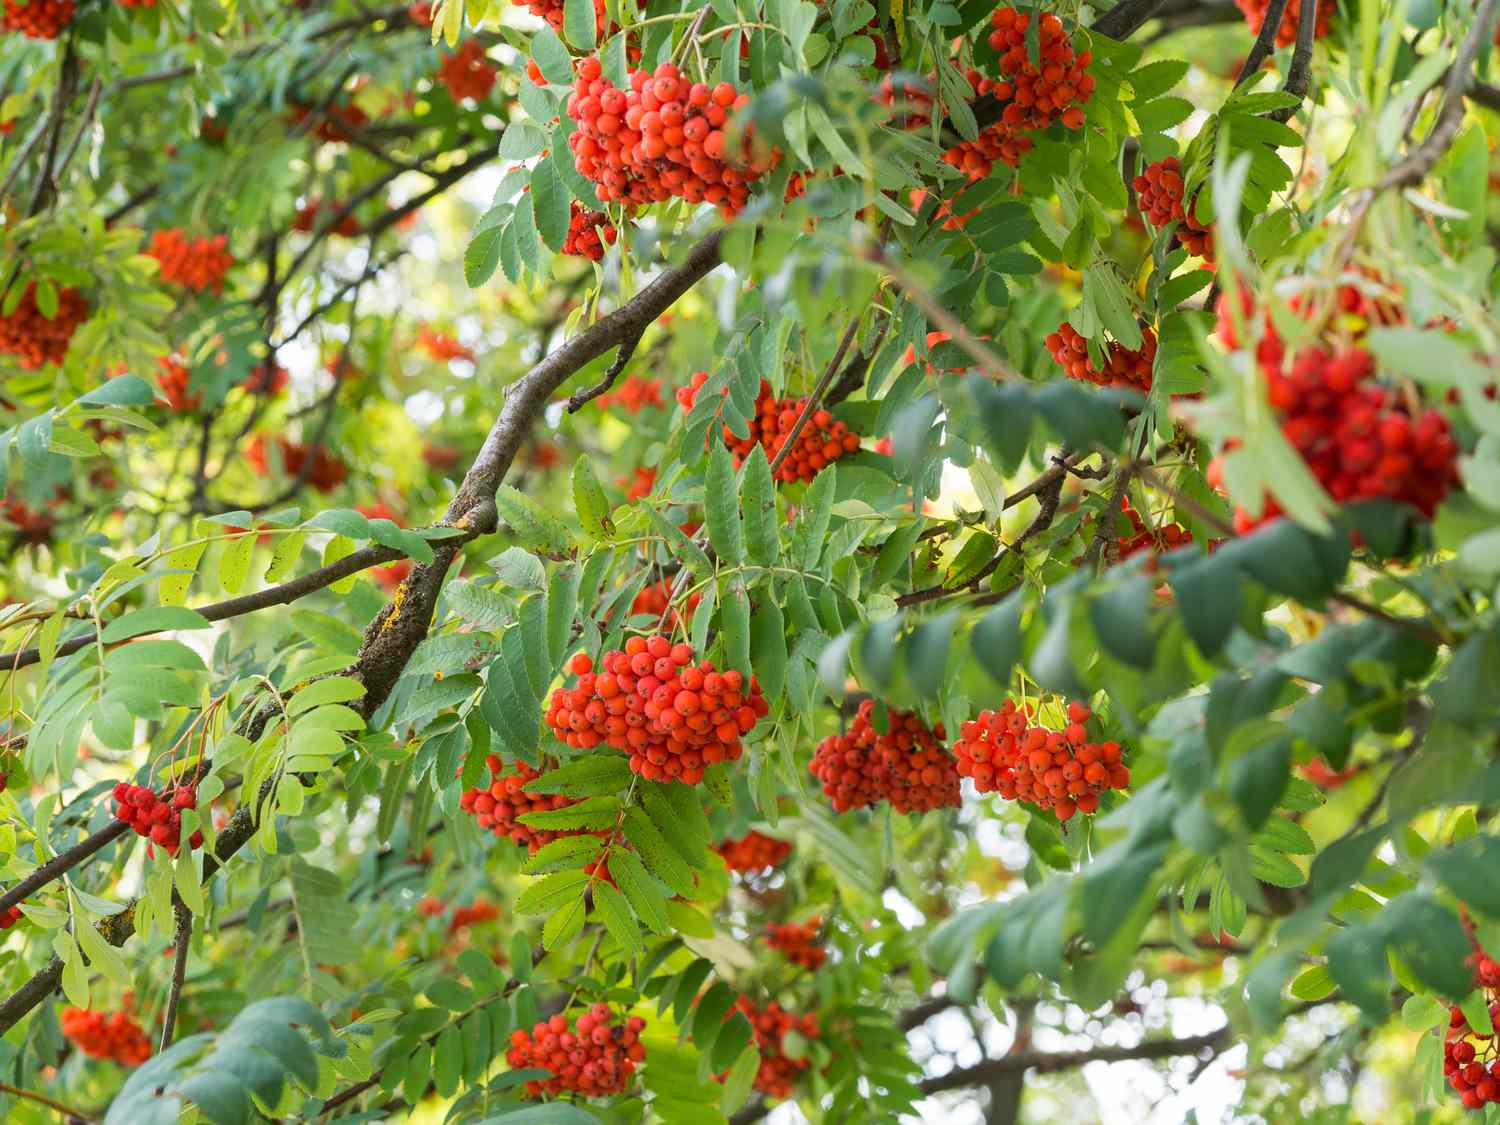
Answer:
[4,1,1500,1123]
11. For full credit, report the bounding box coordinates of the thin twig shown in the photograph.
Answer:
[868,245,1021,382]
[1233,0,1290,87]
[766,317,861,477]
[1269,0,1320,122]
[159,902,192,1053]
[566,329,644,413]
[1379,0,1500,188]
[0,1082,94,1123]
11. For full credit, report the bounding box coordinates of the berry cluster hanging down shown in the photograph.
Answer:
[1045,322,1157,393]
[942,8,1094,180]
[1132,157,1215,262]
[677,373,863,484]
[1113,497,1192,563]
[563,202,618,260]
[1235,0,1331,48]
[716,830,791,873]
[506,1005,646,1098]
[438,40,498,102]
[1212,291,1460,533]
[147,229,234,293]
[809,699,960,815]
[628,579,700,626]
[545,642,769,785]
[954,700,1128,820]
[0,282,89,369]
[61,1008,152,1067]
[2,0,73,38]
[459,755,595,856]
[0,903,22,929]
[245,435,348,492]
[511,0,604,33]
[156,356,201,412]
[113,782,205,855]
[416,327,475,363]
[766,919,827,970]
[446,900,500,933]
[243,362,290,395]
[735,997,818,1099]
[1444,926,1500,1110]
[287,101,370,143]
[597,374,662,413]
[2,496,57,544]
[566,59,774,217]
[293,200,359,236]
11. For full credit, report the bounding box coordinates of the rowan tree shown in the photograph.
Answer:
[2,0,1500,1123]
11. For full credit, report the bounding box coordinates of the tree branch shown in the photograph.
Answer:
[566,329,644,413]
[0,820,131,916]
[895,466,1066,608]
[1091,0,1170,40]
[1233,0,1291,87]
[918,1026,1231,1095]
[0,228,731,1037]
[1379,0,1500,189]
[159,902,192,1052]
[1269,0,1320,122]
[766,316,861,477]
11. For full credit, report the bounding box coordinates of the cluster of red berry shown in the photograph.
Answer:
[245,434,349,492]
[1234,0,1331,48]
[1132,157,1215,262]
[628,579,700,626]
[766,919,826,970]
[113,782,204,855]
[148,230,234,294]
[61,1008,152,1067]
[716,830,791,872]
[597,374,662,413]
[942,9,1094,180]
[1444,934,1500,1110]
[735,996,818,1099]
[156,356,201,413]
[459,755,594,853]
[545,641,769,785]
[446,900,500,933]
[954,700,1128,820]
[288,101,371,143]
[908,188,980,231]
[1212,292,1459,533]
[243,362,290,395]
[618,465,655,501]
[292,201,359,236]
[0,904,22,929]
[809,699,960,815]
[677,373,863,484]
[1113,497,1192,562]
[2,0,73,38]
[1045,322,1158,393]
[566,59,774,217]
[0,282,89,369]
[408,2,432,22]
[2,496,57,545]
[511,0,603,32]
[506,1005,646,1098]
[416,327,475,363]
[1444,1011,1500,1112]
[438,40,498,102]
[563,203,619,261]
